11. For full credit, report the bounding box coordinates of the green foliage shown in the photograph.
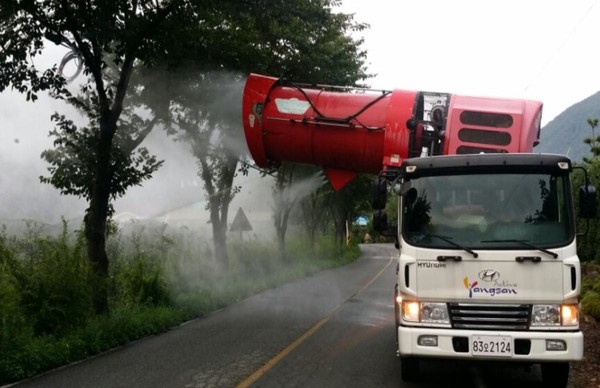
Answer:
[572,160,600,261]
[582,291,600,321]
[582,275,600,295]
[572,118,600,261]
[0,235,30,351]
[0,267,30,350]
[583,118,600,164]
[321,174,374,247]
[0,305,184,384]
[14,222,93,336]
[202,0,370,84]
[114,257,171,307]
[111,223,174,308]
[0,222,360,384]
[581,261,600,321]
[40,114,164,202]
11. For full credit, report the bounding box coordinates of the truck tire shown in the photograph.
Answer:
[540,362,569,388]
[400,357,420,382]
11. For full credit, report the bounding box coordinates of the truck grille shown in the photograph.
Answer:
[448,303,530,330]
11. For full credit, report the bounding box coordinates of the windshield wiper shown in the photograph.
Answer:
[424,234,478,258]
[480,239,558,258]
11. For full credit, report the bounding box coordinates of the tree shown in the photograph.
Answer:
[0,0,369,307]
[298,173,330,253]
[139,0,370,266]
[583,118,600,164]
[0,0,195,314]
[325,174,373,247]
[143,70,246,270]
[40,112,163,212]
[576,117,600,261]
[203,0,370,85]
[227,0,370,259]
[271,164,325,260]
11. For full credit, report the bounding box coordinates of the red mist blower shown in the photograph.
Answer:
[242,73,542,190]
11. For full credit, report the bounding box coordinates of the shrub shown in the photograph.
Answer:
[17,223,93,336]
[582,291,600,321]
[114,257,171,307]
[0,305,183,384]
[0,269,32,349]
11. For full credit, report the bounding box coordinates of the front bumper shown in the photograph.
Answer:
[398,326,583,361]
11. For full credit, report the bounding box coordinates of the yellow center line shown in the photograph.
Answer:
[236,255,394,388]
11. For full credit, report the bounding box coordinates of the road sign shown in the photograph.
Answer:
[230,207,253,232]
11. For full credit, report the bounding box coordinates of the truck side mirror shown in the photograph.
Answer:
[579,185,597,219]
[373,210,388,232]
[372,179,388,210]
[404,187,418,205]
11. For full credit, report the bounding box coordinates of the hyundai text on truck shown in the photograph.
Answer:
[240,73,597,387]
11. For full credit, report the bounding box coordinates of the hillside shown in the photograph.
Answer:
[537,91,600,161]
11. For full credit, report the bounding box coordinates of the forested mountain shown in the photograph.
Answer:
[537,91,600,161]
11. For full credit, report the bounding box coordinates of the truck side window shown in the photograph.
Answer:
[405,188,432,233]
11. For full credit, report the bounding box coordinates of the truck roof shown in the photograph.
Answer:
[398,153,572,178]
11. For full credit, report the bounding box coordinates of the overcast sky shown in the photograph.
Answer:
[339,0,600,126]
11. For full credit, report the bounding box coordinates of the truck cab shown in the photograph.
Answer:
[381,153,595,386]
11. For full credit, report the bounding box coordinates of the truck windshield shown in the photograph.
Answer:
[402,172,574,249]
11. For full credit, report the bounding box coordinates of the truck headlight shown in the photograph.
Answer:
[402,301,450,326]
[531,304,579,327]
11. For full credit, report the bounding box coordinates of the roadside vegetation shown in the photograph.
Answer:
[581,262,600,321]
[0,221,361,384]
[574,118,600,322]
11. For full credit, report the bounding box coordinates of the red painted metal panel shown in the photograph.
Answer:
[241,73,543,189]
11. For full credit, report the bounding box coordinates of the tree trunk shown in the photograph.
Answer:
[272,169,295,261]
[275,212,289,260]
[199,152,238,271]
[330,206,352,248]
[85,118,114,315]
[210,207,229,270]
[334,218,345,247]
[300,192,319,254]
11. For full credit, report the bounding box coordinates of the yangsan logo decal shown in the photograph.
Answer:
[463,276,518,298]
[463,277,478,298]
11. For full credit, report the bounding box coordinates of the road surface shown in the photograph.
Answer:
[10,244,552,388]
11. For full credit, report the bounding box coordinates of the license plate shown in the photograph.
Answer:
[471,335,512,357]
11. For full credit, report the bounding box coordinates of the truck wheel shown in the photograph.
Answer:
[541,362,569,388]
[400,357,420,382]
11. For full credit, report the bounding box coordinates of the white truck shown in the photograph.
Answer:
[372,153,596,386]
[240,73,597,387]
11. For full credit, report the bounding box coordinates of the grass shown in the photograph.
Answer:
[0,221,361,385]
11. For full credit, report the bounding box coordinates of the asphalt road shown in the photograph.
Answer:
[10,244,554,388]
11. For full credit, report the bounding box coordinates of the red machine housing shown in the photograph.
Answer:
[242,73,543,190]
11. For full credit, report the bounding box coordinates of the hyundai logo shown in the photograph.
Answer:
[478,269,500,282]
